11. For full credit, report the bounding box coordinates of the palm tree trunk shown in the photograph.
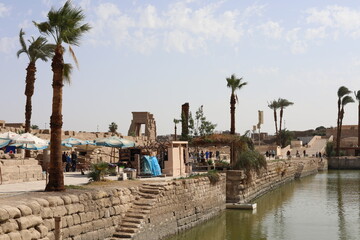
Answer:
[174,125,177,141]
[230,94,236,134]
[337,110,344,157]
[336,100,341,156]
[24,62,36,158]
[45,45,65,191]
[278,108,283,145]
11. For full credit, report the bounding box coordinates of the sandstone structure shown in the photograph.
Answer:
[127,112,156,141]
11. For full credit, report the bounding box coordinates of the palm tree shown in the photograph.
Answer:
[268,100,280,139]
[336,86,352,156]
[17,29,54,157]
[34,0,90,191]
[173,119,181,140]
[355,90,360,148]
[337,93,354,156]
[226,74,247,134]
[277,98,294,134]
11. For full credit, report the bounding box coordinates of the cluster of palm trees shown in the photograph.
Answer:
[17,1,90,191]
[267,98,294,146]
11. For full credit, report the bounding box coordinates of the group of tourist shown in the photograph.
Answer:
[62,151,78,172]
[265,150,276,158]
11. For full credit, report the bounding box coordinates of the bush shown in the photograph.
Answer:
[207,159,213,165]
[88,162,111,181]
[233,150,267,172]
[325,142,335,157]
[207,170,220,185]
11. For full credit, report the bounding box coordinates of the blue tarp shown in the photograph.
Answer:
[141,155,162,176]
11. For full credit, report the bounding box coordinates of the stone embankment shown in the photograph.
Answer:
[328,156,360,169]
[226,158,327,203]
[0,175,225,240]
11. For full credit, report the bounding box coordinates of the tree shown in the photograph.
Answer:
[336,86,353,156]
[31,125,39,130]
[226,74,247,134]
[173,119,181,140]
[277,98,294,135]
[34,0,91,191]
[108,122,118,134]
[17,29,54,157]
[355,90,360,148]
[278,129,294,148]
[268,100,280,141]
[189,106,217,137]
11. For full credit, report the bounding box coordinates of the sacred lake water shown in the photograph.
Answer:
[166,170,360,240]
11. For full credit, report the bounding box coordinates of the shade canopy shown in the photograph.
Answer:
[61,137,87,147]
[11,133,49,150]
[0,139,11,148]
[94,136,135,148]
[10,143,48,150]
[0,131,19,140]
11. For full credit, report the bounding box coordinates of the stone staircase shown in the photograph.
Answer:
[107,183,164,240]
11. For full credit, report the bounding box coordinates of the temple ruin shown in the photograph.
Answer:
[128,112,157,141]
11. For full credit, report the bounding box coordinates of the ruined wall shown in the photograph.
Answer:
[226,158,326,203]
[133,175,226,240]
[0,188,138,240]
[0,159,44,184]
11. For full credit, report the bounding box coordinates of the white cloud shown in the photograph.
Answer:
[259,21,283,39]
[138,5,163,29]
[286,28,307,54]
[18,20,32,30]
[0,3,10,17]
[306,5,360,39]
[0,37,17,54]
[252,66,279,75]
[164,30,205,53]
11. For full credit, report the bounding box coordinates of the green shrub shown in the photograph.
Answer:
[207,170,220,185]
[88,162,110,181]
[207,159,213,165]
[234,150,267,172]
[325,142,335,157]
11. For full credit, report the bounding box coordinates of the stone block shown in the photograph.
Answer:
[68,225,82,237]
[35,225,48,238]
[20,229,32,240]
[92,219,105,230]
[7,232,21,240]
[43,219,54,231]
[17,205,32,216]
[26,201,41,215]
[65,204,78,215]
[0,234,10,240]
[34,198,49,207]
[61,196,72,205]
[68,195,80,204]
[46,196,64,207]
[92,191,109,200]
[64,215,74,227]
[73,214,81,225]
[0,207,10,221]
[2,206,21,218]
[17,216,43,230]
[51,206,67,217]
[1,219,19,233]
[80,222,93,234]
[40,207,53,219]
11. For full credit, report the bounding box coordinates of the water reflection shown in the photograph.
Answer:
[167,171,360,240]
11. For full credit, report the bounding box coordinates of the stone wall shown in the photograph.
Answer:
[0,188,138,240]
[0,159,44,184]
[226,158,326,203]
[328,157,360,169]
[133,175,226,240]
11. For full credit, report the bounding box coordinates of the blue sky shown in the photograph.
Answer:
[1,0,360,135]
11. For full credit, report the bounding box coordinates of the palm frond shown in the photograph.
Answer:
[63,63,73,85]
[337,86,351,98]
[342,95,354,106]
[68,46,79,69]
[355,90,360,101]
[17,29,29,59]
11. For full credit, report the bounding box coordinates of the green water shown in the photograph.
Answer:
[166,171,360,240]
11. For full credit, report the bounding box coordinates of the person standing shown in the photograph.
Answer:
[65,152,71,172]
[71,151,77,172]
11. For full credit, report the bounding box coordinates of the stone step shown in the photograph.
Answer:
[113,231,134,238]
[128,209,150,214]
[134,200,156,206]
[139,188,160,194]
[120,222,140,229]
[118,227,137,233]
[127,213,146,219]
[123,217,143,224]
[138,192,157,199]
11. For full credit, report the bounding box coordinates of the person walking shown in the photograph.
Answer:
[65,152,71,172]
[71,151,78,172]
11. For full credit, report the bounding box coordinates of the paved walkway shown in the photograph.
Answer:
[0,172,173,197]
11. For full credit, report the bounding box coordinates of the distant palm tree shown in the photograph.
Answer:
[268,100,280,139]
[226,74,247,134]
[173,119,181,140]
[337,93,354,156]
[34,0,90,191]
[336,86,352,156]
[355,90,360,148]
[277,98,294,134]
[17,29,54,157]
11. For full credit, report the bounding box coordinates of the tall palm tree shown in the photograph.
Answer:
[17,29,54,157]
[337,94,354,156]
[34,0,90,191]
[268,100,280,138]
[336,86,352,156]
[277,98,294,134]
[355,90,360,148]
[226,74,247,134]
